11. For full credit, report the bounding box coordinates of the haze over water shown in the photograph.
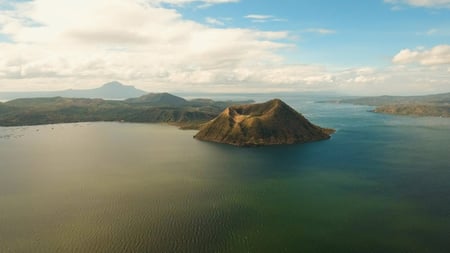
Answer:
[0,94,449,253]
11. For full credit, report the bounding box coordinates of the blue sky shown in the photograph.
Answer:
[177,0,450,66]
[0,0,449,94]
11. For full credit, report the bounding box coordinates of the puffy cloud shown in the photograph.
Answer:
[392,45,450,65]
[0,0,291,90]
[334,65,449,95]
[385,0,450,8]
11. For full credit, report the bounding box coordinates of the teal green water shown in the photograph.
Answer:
[0,95,449,253]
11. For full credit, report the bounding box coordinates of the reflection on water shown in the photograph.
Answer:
[0,95,449,253]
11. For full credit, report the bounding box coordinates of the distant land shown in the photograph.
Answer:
[0,92,254,129]
[195,99,334,147]
[328,92,450,117]
[0,81,147,100]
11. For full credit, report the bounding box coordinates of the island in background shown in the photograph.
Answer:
[327,92,450,117]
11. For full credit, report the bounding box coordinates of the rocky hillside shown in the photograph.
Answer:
[194,99,334,147]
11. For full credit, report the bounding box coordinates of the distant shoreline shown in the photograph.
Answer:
[324,92,450,118]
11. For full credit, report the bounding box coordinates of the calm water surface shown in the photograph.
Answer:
[0,94,449,253]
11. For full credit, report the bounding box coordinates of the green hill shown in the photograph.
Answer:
[0,94,253,128]
[125,93,188,106]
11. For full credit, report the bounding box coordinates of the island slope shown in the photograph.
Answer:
[194,99,333,147]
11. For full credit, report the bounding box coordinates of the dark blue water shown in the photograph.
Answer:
[0,94,449,253]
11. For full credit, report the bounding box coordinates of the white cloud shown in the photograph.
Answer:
[416,28,450,36]
[305,28,337,35]
[385,0,450,8]
[427,28,439,35]
[205,17,224,26]
[333,65,449,95]
[150,0,239,8]
[393,45,450,65]
[244,14,273,20]
[244,14,286,23]
[152,0,239,6]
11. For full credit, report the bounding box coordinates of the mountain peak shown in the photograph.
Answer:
[269,98,283,104]
[194,99,333,147]
[0,81,147,100]
[102,81,126,88]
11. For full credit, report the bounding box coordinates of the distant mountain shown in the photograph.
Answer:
[66,81,147,99]
[0,81,147,100]
[194,99,334,147]
[334,92,450,117]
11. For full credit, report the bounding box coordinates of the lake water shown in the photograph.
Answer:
[0,94,449,253]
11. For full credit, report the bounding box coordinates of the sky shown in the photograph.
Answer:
[0,0,449,95]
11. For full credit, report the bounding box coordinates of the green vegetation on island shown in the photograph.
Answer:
[0,94,254,128]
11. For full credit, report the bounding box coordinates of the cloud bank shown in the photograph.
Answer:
[0,0,448,95]
[0,0,289,90]
[393,45,450,65]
